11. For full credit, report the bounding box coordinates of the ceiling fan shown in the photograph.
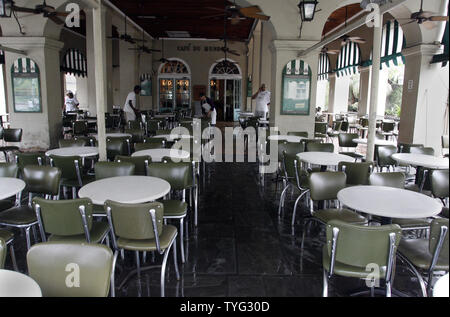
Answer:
[201,0,270,25]
[339,6,366,46]
[214,4,239,66]
[108,16,146,44]
[11,0,75,25]
[129,30,161,54]
[153,39,170,64]
[321,47,340,55]
[398,0,449,30]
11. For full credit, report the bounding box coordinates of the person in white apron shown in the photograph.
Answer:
[252,84,271,120]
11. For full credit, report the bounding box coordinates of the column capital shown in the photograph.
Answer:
[402,43,443,58]
[0,37,64,52]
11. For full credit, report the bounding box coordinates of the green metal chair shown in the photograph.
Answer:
[314,122,328,140]
[306,142,334,153]
[125,128,145,145]
[146,120,161,136]
[410,147,435,191]
[410,147,435,156]
[338,133,364,161]
[322,220,402,297]
[0,238,5,269]
[0,229,18,271]
[33,197,110,244]
[431,169,449,206]
[0,166,61,250]
[0,163,20,212]
[74,136,96,147]
[105,200,180,297]
[115,155,150,176]
[144,137,166,146]
[369,172,406,189]
[135,142,165,151]
[0,128,23,162]
[27,242,116,297]
[381,121,395,140]
[156,129,172,136]
[338,161,373,186]
[15,152,45,175]
[327,121,342,139]
[72,121,88,136]
[398,218,449,297]
[340,121,349,132]
[397,143,423,154]
[58,139,87,148]
[376,145,397,172]
[49,155,94,198]
[146,161,192,263]
[94,161,135,181]
[128,120,143,130]
[105,137,130,160]
[287,131,309,138]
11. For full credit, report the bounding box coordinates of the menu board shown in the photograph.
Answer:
[12,74,42,113]
[281,75,310,116]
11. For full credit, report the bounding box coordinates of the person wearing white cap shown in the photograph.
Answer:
[64,90,80,113]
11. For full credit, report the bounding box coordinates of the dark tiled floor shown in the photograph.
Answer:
[4,161,427,297]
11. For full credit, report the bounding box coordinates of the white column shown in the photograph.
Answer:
[358,66,371,117]
[333,76,350,114]
[92,2,107,161]
[376,68,388,117]
[366,11,383,162]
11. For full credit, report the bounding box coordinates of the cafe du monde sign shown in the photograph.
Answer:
[176,43,224,53]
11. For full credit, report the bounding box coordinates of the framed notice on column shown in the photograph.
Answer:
[140,74,152,96]
[281,59,311,116]
[11,58,42,113]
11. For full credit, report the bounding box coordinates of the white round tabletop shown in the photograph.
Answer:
[90,133,132,139]
[156,134,193,141]
[0,269,42,297]
[45,147,99,158]
[297,152,355,166]
[78,176,170,205]
[353,138,396,146]
[0,177,25,200]
[154,114,175,118]
[132,149,190,162]
[267,135,305,143]
[392,153,449,169]
[433,273,449,297]
[338,186,443,219]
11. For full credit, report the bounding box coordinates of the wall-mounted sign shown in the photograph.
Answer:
[140,74,152,96]
[281,60,311,116]
[176,43,231,53]
[11,58,42,113]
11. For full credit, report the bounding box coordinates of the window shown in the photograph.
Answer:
[385,63,405,118]
[281,59,311,115]
[348,73,360,113]
[158,59,191,112]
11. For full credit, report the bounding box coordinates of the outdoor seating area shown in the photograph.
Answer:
[0,0,449,302]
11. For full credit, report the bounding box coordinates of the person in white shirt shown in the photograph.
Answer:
[123,85,141,123]
[252,84,271,120]
[64,91,79,113]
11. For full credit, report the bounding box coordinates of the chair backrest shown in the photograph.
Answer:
[306,142,334,153]
[376,145,397,167]
[382,122,395,133]
[146,120,160,134]
[74,136,95,147]
[106,137,128,160]
[94,162,135,180]
[340,121,349,132]
[27,242,113,297]
[431,169,449,200]
[338,133,358,148]
[144,137,166,145]
[326,220,401,276]
[287,131,308,138]
[410,147,435,156]
[49,155,82,183]
[15,152,45,171]
[429,218,449,268]
[397,143,423,153]
[360,118,369,127]
[72,121,87,135]
[3,128,23,143]
[0,238,5,269]
[105,200,163,240]
[314,122,328,134]
[23,166,61,196]
[125,128,145,144]
[282,143,304,179]
[33,197,93,238]
[442,135,449,149]
[309,172,346,201]
[135,142,165,151]
[146,161,191,190]
[156,129,171,136]
[128,121,142,130]
[0,162,19,178]
[338,162,372,186]
[332,121,342,131]
[369,172,405,189]
[115,155,150,176]
[58,139,87,148]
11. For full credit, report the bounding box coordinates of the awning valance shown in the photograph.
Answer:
[61,48,87,77]
[283,59,310,76]
[335,41,361,77]
[12,58,39,74]
[318,52,330,80]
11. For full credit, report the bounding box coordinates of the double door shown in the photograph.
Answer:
[209,79,241,122]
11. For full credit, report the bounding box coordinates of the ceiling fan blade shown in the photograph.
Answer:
[12,6,37,13]
[239,6,262,15]
[422,21,437,30]
[429,16,449,22]
[48,15,65,25]
[419,11,436,18]
[201,13,226,19]
[205,7,227,12]
[401,20,417,27]
[242,12,270,21]
[351,38,367,44]
[227,51,241,57]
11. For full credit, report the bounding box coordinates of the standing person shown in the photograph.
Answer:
[123,85,141,123]
[252,84,271,120]
[63,90,80,113]
[200,93,215,116]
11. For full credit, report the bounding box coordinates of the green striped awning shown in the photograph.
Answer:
[0,50,4,65]
[318,52,330,80]
[61,48,87,77]
[283,59,310,76]
[12,58,39,74]
[431,4,449,66]
[335,41,361,77]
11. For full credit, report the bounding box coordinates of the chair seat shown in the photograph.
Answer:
[117,225,177,251]
[48,222,110,244]
[0,199,15,212]
[392,218,431,229]
[160,200,188,217]
[398,238,449,271]
[0,229,14,243]
[313,208,367,224]
[339,151,363,159]
[322,247,387,279]
[0,206,37,225]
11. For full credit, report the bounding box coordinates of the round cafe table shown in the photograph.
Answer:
[337,185,442,222]
[0,269,42,297]
[391,153,449,170]
[267,135,305,143]
[0,177,25,200]
[132,149,190,162]
[45,147,99,158]
[353,138,396,146]
[433,273,449,297]
[297,152,354,168]
[90,133,132,139]
[78,176,170,205]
